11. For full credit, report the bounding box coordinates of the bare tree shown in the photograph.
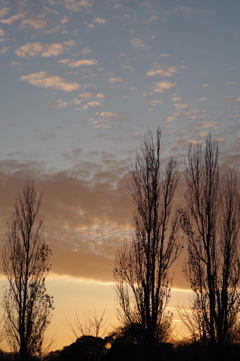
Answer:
[66,307,107,339]
[2,181,54,360]
[180,134,240,354]
[113,128,181,358]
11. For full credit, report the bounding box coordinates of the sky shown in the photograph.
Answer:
[0,0,240,352]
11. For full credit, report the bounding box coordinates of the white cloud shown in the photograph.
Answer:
[232,97,240,103]
[64,0,92,12]
[60,16,69,24]
[150,81,177,93]
[181,109,206,120]
[160,53,170,57]
[231,115,240,120]
[15,42,64,58]
[81,47,92,55]
[0,28,6,37]
[79,92,93,98]
[58,58,97,67]
[82,101,102,110]
[108,77,122,84]
[63,40,76,47]
[202,84,209,87]
[148,15,158,22]
[164,117,176,122]
[0,13,24,25]
[199,97,206,101]
[226,82,237,85]
[0,7,10,18]
[96,93,104,98]
[0,45,9,53]
[174,103,189,110]
[146,63,177,77]
[99,112,121,119]
[172,97,182,102]
[20,71,80,91]
[130,38,147,50]
[92,17,106,24]
[20,14,47,29]
[202,122,217,128]
[56,99,69,108]
[43,25,61,34]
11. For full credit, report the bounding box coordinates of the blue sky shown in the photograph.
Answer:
[0,0,240,350]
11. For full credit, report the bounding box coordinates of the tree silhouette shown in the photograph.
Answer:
[180,134,240,358]
[2,181,54,360]
[113,128,181,360]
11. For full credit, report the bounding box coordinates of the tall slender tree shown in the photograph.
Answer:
[180,134,240,356]
[2,181,54,360]
[113,128,181,359]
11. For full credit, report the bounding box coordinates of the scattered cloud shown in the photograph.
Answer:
[81,47,92,55]
[180,109,207,120]
[96,93,104,98]
[163,117,176,122]
[108,77,122,84]
[63,40,76,47]
[56,99,70,108]
[174,103,189,110]
[231,115,240,120]
[202,84,209,87]
[79,92,93,98]
[60,16,69,24]
[199,97,206,101]
[146,63,177,77]
[82,101,102,110]
[150,81,177,93]
[0,45,9,53]
[98,112,122,119]
[226,82,237,85]
[58,58,98,67]
[10,61,22,66]
[15,42,64,58]
[0,7,10,18]
[92,17,106,24]
[0,28,6,37]
[230,96,240,103]
[172,97,182,102]
[20,71,80,91]
[130,37,147,50]
[202,122,217,128]
[160,53,170,57]
[64,0,93,12]
[148,15,158,22]
[0,12,24,25]
[20,14,47,29]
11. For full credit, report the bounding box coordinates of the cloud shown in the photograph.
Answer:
[130,38,147,50]
[231,115,240,120]
[79,92,93,98]
[81,47,92,55]
[148,15,158,21]
[82,101,102,110]
[230,96,240,103]
[181,109,207,120]
[64,0,92,12]
[150,81,177,93]
[0,7,10,18]
[199,97,206,101]
[20,71,80,91]
[58,58,98,67]
[174,103,189,110]
[160,53,170,57]
[60,15,69,24]
[163,117,176,122]
[96,93,104,98]
[108,77,122,84]
[146,63,178,77]
[0,13,24,25]
[16,42,64,58]
[0,46,9,53]
[56,99,70,108]
[98,112,122,119]
[92,17,106,24]
[10,61,22,66]
[0,28,6,37]
[202,122,217,128]
[226,82,237,85]
[20,14,47,29]
[202,84,209,87]
[172,97,182,102]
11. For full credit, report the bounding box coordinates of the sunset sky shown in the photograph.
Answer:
[0,0,240,352]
